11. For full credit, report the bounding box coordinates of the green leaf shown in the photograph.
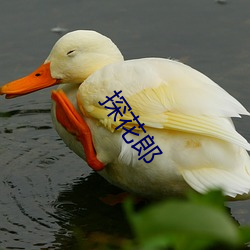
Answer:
[125,198,240,250]
[239,226,250,243]
[187,189,226,209]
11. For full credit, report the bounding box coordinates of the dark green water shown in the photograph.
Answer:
[1,0,250,249]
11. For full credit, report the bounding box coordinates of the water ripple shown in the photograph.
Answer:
[0,109,51,117]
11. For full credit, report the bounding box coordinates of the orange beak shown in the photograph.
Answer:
[0,62,61,98]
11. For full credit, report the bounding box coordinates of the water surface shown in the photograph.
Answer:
[1,0,250,249]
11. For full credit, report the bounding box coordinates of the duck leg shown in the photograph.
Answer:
[51,89,105,171]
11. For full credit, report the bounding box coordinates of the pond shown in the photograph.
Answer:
[1,0,250,249]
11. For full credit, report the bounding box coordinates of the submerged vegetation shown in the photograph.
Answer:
[73,190,250,250]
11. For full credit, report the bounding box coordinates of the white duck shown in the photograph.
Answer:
[1,30,250,199]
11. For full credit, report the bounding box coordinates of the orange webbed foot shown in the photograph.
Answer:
[99,192,130,206]
[100,192,145,206]
[51,89,105,171]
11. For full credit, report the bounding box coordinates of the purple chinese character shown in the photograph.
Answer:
[115,119,133,130]
[99,90,133,122]
[118,96,132,114]
[130,111,146,133]
[139,146,163,163]
[105,102,123,122]
[98,90,122,106]
[131,134,155,155]
[122,126,139,143]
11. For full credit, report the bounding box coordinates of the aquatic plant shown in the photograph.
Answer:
[73,190,250,250]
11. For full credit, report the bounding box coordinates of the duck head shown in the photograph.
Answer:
[0,30,124,98]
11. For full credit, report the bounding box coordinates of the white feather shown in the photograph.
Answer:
[32,31,250,199]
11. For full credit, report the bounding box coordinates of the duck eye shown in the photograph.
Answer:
[67,50,76,56]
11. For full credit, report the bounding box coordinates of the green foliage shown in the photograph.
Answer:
[124,190,250,250]
[72,190,250,250]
